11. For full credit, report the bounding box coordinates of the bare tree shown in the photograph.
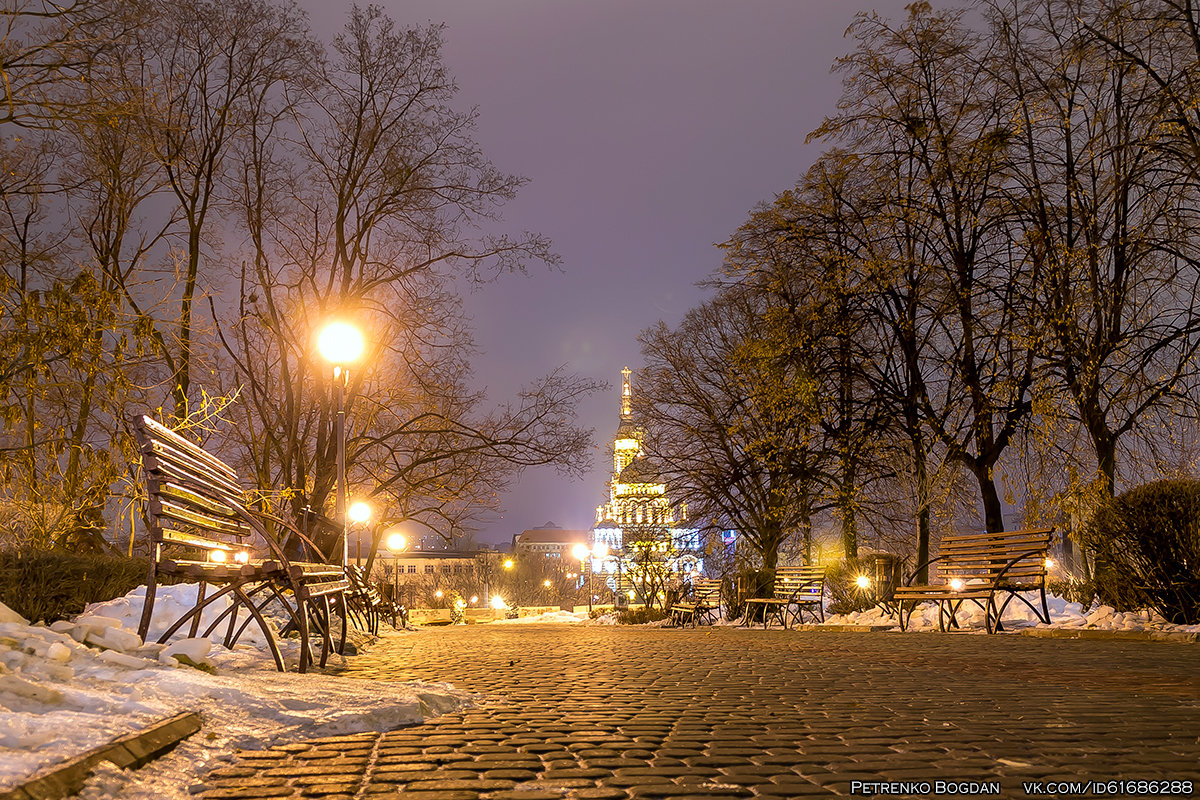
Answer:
[637,288,824,573]
[212,7,597,543]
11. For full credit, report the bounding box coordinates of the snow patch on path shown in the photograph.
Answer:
[0,587,476,798]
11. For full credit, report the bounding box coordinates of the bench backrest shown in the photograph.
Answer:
[773,565,825,601]
[690,577,722,602]
[345,565,380,599]
[136,415,266,564]
[936,527,1054,588]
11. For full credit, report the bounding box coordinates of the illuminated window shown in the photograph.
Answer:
[424,565,434,574]
[407,565,416,574]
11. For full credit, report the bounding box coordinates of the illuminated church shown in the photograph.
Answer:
[591,368,703,595]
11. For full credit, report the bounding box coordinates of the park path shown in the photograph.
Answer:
[197,625,1200,799]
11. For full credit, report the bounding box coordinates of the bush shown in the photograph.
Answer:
[1080,479,1200,624]
[616,607,667,625]
[0,549,149,624]
[824,554,903,615]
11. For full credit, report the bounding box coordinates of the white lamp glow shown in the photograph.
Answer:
[317,321,364,366]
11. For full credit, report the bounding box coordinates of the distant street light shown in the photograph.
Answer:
[386,530,408,627]
[348,501,371,563]
[318,320,365,567]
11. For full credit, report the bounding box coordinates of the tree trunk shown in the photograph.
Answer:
[974,465,1005,533]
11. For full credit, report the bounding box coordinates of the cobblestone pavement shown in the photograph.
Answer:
[198,626,1200,799]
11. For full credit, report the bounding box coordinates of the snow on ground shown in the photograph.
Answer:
[0,585,477,799]
[491,609,589,625]
[489,594,1200,634]
[821,591,1200,634]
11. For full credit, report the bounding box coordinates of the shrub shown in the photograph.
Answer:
[616,607,667,625]
[1080,479,1200,624]
[0,549,149,624]
[824,554,904,615]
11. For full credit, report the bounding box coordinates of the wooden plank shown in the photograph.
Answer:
[138,416,239,483]
[300,580,349,598]
[153,498,251,538]
[159,528,236,551]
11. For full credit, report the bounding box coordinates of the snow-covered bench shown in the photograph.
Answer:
[134,415,349,672]
[893,527,1055,633]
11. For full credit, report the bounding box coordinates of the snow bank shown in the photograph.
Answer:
[0,589,475,798]
[812,592,1200,634]
[491,609,588,625]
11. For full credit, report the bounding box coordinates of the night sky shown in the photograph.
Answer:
[298,0,912,545]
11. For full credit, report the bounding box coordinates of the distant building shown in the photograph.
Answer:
[512,522,591,561]
[592,367,703,598]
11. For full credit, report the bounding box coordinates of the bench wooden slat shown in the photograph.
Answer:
[300,580,350,598]
[143,443,245,502]
[160,528,237,551]
[139,416,240,484]
[153,498,253,539]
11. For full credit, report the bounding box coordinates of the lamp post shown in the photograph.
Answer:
[386,530,407,626]
[571,544,590,614]
[318,321,364,567]
[348,500,371,565]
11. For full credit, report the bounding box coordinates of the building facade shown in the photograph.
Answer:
[512,523,591,560]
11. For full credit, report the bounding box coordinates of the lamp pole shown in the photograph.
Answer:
[386,531,407,627]
[335,369,347,565]
[318,321,364,568]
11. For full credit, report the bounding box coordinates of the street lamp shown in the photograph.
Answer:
[318,320,365,567]
[386,530,407,626]
[348,500,371,564]
[572,543,593,614]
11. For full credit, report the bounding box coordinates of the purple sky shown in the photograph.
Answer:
[299,0,911,545]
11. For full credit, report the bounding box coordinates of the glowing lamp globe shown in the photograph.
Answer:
[317,321,364,366]
[348,501,372,524]
[490,596,506,610]
[386,532,407,552]
[855,575,871,589]
[571,543,589,561]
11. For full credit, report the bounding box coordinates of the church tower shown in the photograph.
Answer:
[592,367,703,598]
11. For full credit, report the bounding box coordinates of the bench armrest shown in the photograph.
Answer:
[989,548,1049,586]
[258,510,338,566]
[903,554,948,586]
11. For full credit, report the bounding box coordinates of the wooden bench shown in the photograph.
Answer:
[893,527,1055,633]
[134,415,349,672]
[666,577,723,627]
[742,565,826,628]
